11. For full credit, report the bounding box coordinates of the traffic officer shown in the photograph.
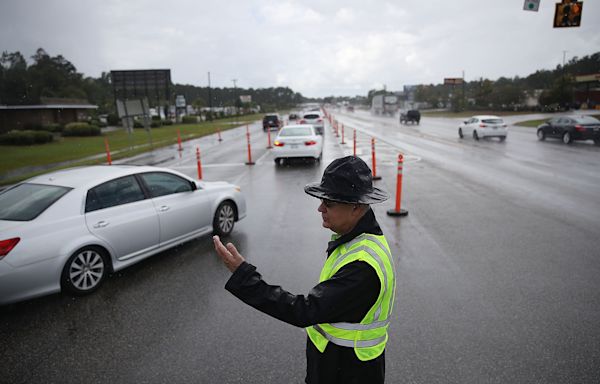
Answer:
[213,155,396,383]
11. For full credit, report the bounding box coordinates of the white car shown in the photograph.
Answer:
[0,165,246,305]
[299,111,324,135]
[273,125,323,165]
[458,115,508,141]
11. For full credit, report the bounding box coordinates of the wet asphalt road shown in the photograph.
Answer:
[1,111,600,383]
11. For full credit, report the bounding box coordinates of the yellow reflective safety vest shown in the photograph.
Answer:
[306,233,396,361]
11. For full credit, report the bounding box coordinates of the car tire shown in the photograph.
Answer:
[594,139,600,146]
[61,246,109,296]
[274,158,280,165]
[562,131,572,144]
[473,130,479,141]
[537,129,546,141]
[458,128,464,138]
[213,201,236,237]
[499,136,506,142]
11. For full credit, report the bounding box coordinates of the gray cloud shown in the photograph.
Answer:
[1,0,598,97]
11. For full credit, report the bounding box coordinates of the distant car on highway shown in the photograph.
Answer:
[288,112,299,121]
[536,115,600,145]
[262,114,282,131]
[458,115,507,141]
[0,165,246,305]
[299,112,324,135]
[400,110,420,125]
[273,125,323,165]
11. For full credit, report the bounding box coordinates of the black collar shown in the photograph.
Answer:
[326,208,383,256]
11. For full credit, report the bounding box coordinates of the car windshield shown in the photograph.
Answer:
[0,183,71,221]
[279,127,312,136]
[482,118,504,124]
[573,116,600,124]
[303,114,320,119]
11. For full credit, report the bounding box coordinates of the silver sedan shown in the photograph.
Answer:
[0,165,246,305]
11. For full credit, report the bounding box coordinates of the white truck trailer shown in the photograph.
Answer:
[371,94,399,116]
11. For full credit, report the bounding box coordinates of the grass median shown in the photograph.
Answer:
[0,114,261,185]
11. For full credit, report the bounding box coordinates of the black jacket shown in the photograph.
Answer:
[225,208,387,383]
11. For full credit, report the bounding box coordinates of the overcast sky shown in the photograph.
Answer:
[1,0,599,98]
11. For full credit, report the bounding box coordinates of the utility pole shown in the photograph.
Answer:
[232,78,237,115]
[562,50,568,67]
[208,71,212,121]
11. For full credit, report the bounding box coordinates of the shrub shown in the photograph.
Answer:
[90,119,107,128]
[43,123,63,133]
[133,120,144,128]
[19,123,63,133]
[63,122,101,137]
[181,116,198,124]
[150,120,162,128]
[107,114,120,125]
[162,119,173,126]
[0,130,54,145]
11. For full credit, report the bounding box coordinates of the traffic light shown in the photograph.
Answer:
[554,0,583,28]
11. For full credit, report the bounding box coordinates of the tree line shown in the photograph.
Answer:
[410,52,599,111]
[0,48,304,116]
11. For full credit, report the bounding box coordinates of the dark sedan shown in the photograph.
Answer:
[537,115,600,145]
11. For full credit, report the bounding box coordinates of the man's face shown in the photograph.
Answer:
[317,199,361,235]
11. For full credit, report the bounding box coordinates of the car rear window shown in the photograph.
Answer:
[279,127,312,136]
[303,114,320,119]
[482,118,504,124]
[573,116,600,124]
[264,115,279,121]
[0,183,71,221]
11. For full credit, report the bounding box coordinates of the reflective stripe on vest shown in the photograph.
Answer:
[313,324,387,348]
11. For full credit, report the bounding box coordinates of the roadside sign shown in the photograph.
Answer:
[175,95,186,108]
[444,78,464,85]
[523,0,540,11]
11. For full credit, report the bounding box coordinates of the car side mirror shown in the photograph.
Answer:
[191,181,198,191]
[463,120,468,124]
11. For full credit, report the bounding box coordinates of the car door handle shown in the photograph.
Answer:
[158,205,170,212]
[93,221,109,228]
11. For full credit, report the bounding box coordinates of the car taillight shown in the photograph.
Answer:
[299,119,306,124]
[574,125,585,132]
[317,118,322,123]
[480,124,487,128]
[305,140,317,146]
[0,237,20,258]
[274,141,284,147]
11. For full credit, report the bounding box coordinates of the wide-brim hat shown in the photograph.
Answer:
[304,156,389,204]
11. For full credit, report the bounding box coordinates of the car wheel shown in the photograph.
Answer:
[473,130,479,141]
[61,246,109,295]
[274,158,280,165]
[562,131,572,144]
[499,136,506,142]
[537,129,546,141]
[213,201,236,237]
[594,139,600,146]
[458,128,464,138]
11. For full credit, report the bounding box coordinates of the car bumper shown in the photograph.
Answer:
[480,127,508,137]
[0,257,62,305]
[273,146,322,159]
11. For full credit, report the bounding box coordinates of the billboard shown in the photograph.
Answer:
[444,78,464,85]
[111,69,172,106]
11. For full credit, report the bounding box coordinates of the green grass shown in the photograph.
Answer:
[0,114,261,185]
